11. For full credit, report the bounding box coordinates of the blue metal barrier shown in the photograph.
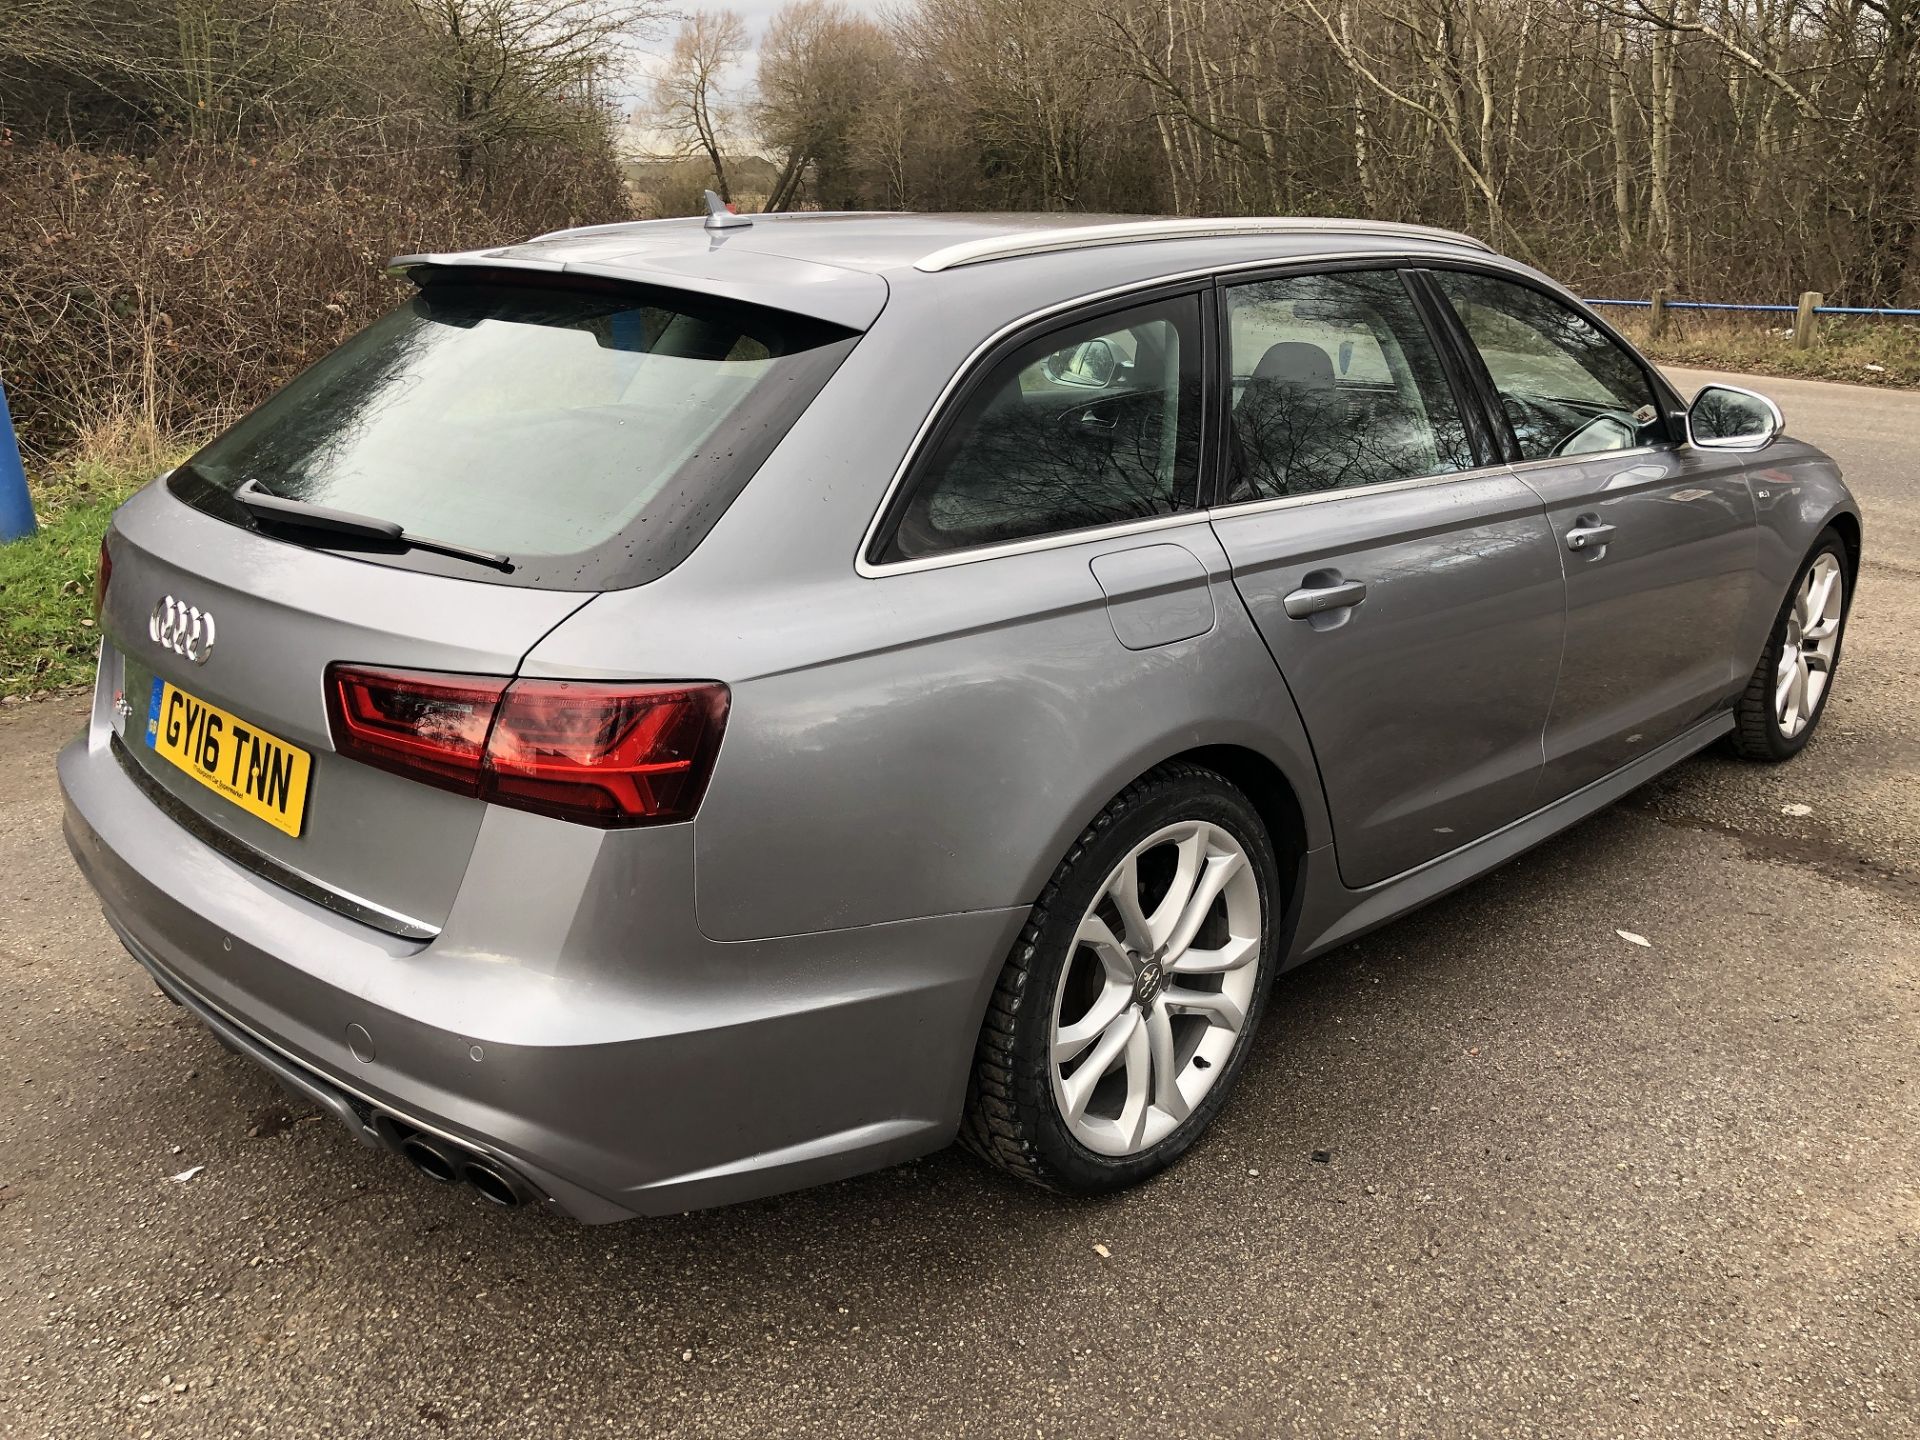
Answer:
[0,374,36,543]
[1586,298,1920,317]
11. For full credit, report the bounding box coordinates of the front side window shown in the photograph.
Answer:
[1224,270,1473,502]
[1429,270,1664,461]
[881,294,1202,561]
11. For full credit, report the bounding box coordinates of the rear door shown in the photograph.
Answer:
[1419,267,1758,800]
[1208,266,1565,890]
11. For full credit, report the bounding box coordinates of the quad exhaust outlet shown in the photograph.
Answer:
[376,1116,535,1209]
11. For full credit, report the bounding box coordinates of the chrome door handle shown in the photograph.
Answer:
[1282,578,1368,619]
[1565,523,1617,552]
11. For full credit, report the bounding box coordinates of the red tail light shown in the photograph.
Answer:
[327,667,506,794]
[324,664,729,828]
[92,537,112,622]
[485,679,730,825]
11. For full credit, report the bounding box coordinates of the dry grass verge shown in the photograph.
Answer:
[1612,312,1920,390]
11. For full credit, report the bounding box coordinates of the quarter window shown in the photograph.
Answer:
[1429,270,1664,460]
[882,294,1202,561]
[1223,270,1474,502]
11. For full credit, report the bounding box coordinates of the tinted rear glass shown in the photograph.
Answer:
[171,278,858,589]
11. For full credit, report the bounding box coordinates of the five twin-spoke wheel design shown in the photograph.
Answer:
[1776,551,1844,739]
[1733,531,1850,762]
[961,763,1277,1193]
[1050,821,1262,1156]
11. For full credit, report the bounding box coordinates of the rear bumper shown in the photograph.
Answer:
[60,732,1026,1221]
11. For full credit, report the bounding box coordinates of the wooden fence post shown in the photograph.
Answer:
[1648,287,1668,339]
[1794,291,1823,350]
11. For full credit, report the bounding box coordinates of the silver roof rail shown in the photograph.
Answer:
[914,217,1493,272]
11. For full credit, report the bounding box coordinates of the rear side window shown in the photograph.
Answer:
[1224,269,1473,503]
[1429,270,1663,460]
[880,293,1203,562]
[171,279,858,589]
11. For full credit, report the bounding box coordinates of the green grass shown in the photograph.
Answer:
[0,458,155,700]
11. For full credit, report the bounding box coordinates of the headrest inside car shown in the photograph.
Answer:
[1253,341,1335,388]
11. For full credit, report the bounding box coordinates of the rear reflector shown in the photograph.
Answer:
[325,664,728,827]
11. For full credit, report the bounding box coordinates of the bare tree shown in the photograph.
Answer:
[10,0,1919,308]
[407,0,664,183]
[651,10,748,201]
[756,1,895,211]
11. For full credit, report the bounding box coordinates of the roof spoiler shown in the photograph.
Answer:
[383,250,888,331]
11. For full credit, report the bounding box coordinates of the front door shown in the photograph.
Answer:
[1422,269,1758,800]
[1209,268,1565,890]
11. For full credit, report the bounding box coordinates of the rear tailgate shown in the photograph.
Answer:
[98,482,587,936]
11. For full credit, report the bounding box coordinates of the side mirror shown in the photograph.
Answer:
[1687,384,1783,451]
[1042,337,1118,389]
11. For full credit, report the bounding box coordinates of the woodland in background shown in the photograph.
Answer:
[0,0,658,459]
[3,0,1916,462]
[650,0,1920,309]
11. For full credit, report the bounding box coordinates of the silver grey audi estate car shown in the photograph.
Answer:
[62,211,1861,1221]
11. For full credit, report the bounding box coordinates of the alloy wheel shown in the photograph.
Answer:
[1776,552,1845,739]
[1049,820,1262,1157]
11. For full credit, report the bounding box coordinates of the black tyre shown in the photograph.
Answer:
[1728,530,1851,762]
[960,762,1280,1194]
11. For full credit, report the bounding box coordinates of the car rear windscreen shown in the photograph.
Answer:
[170,277,860,589]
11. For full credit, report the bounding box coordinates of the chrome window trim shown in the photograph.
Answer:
[1506,444,1667,475]
[913,218,1492,273]
[857,510,1214,577]
[1202,460,1521,521]
[1203,443,1680,524]
[856,248,1557,578]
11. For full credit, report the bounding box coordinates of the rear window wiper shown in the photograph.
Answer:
[233,480,514,573]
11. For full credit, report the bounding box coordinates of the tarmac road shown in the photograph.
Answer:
[2,366,1915,1438]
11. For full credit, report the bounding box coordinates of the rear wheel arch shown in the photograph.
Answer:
[1166,744,1312,937]
[1015,743,1317,965]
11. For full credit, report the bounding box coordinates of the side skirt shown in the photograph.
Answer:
[1289,712,1734,962]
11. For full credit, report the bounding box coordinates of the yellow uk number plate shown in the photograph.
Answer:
[145,679,312,837]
